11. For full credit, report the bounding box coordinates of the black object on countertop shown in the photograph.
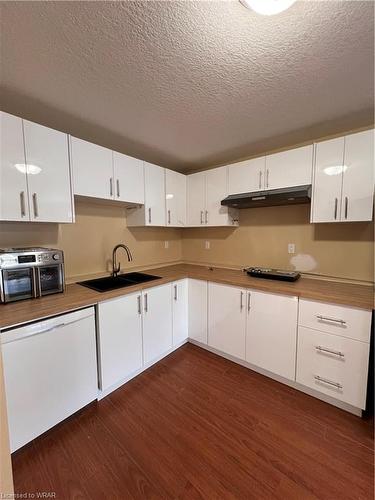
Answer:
[245,267,301,282]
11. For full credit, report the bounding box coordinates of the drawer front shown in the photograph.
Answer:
[296,326,370,409]
[298,299,371,342]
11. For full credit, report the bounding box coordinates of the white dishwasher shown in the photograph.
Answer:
[1,307,98,452]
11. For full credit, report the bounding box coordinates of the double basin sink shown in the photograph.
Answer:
[78,272,161,293]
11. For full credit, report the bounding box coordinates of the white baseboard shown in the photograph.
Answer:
[188,339,363,417]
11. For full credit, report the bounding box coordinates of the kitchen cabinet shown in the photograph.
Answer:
[127,162,166,226]
[166,169,186,227]
[113,151,144,205]
[71,136,114,200]
[172,279,188,346]
[246,291,298,380]
[296,326,370,409]
[23,120,74,223]
[188,279,208,344]
[0,111,29,221]
[98,293,143,391]
[311,130,374,223]
[208,282,246,359]
[228,157,266,195]
[187,167,238,227]
[265,145,313,190]
[340,130,374,222]
[142,283,173,364]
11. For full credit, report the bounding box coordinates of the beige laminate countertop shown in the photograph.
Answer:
[0,264,373,330]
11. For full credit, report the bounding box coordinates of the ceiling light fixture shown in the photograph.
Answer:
[240,0,297,15]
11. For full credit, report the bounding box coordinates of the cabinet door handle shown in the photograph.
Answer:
[174,284,177,301]
[247,292,251,312]
[144,293,148,312]
[116,179,120,198]
[240,291,244,310]
[168,209,171,225]
[205,210,208,225]
[20,191,26,217]
[334,198,338,220]
[109,178,113,197]
[316,315,346,326]
[259,171,262,189]
[148,207,152,224]
[137,295,141,315]
[32,193,39,218]
[344,196,348,219]
[314,375,342,390]
[266,169,269,188]
[315,345,344,358]
[200,210,204,225]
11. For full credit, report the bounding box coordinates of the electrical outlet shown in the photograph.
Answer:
[164,241,169,249]
[205,241,210,250]
[288,243,295,254]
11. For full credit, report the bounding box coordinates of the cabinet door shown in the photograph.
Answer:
[113,152,144,204]
[188,279,208,344]
[144,162,166,226]
[166,169,186,227]
[205,166,230,226]
[71,136,114,200]
[246,291,298,380]
[187,172,206,226]
[172,279,188,346]
[23,120,73,223]
[341,130,374,222]
[142,284,173,364]
[311,137,345,223]
[0,112,29,221]
[98,293,143,391]
[228,157,266,194]
[208,283,246,360]
[265,145,313,190]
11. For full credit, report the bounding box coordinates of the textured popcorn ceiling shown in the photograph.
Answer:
[0,1,374,172]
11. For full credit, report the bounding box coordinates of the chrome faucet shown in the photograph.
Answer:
[112,244,133,277]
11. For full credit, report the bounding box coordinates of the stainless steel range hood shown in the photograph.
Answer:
[221,185,312,209]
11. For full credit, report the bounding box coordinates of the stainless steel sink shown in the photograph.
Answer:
[77,272,161,292]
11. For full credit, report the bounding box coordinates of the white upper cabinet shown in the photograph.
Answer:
[246,291,298,381]
[208,282,246,360]
[71,136,114,200]
[127,162,166,226]
[0,112,29,221]
[265,145,313,190]
[165,169,186,227]
[113,152,144,205]
[187,167,238,227]
[228,157,266,195]
[23,120,73,223]
[311,130,374,223]
[187,171,206,226]
[341,130,374,222]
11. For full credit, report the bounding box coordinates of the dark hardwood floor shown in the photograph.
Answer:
[12,344,374,499]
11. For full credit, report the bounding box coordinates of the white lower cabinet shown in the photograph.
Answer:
[98,293,143,392]
[296,326,370,409]
[188,279,208,344]
[208,283,246,359]
[142,284,173,365]
[246,291,298,380]
[172,279,188,346]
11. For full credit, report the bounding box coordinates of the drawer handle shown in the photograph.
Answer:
[314,375,342,390]
[315,345,344,358]
[316,315,346,326]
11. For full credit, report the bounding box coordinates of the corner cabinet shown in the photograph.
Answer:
[127,162,166,226]
[187,166,239,226]
[311,130,374,223]
[0,112,74,223]
[166,169,186,227]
